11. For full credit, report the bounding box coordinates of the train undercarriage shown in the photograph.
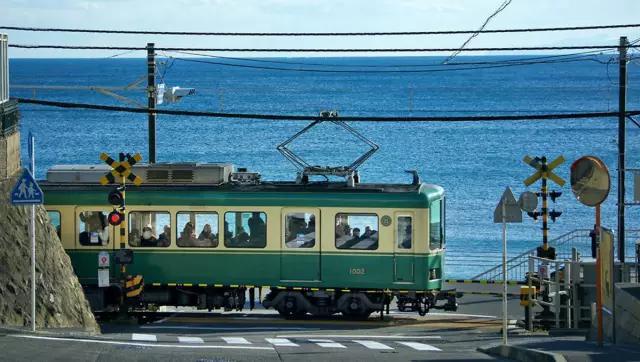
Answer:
[86,284,458,320]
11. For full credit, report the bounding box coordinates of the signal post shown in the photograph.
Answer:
[99,152,144,309]
[523,155,565,257]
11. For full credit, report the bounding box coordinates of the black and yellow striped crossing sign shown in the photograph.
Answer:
[523,155,566,187]
[99,152,143,186]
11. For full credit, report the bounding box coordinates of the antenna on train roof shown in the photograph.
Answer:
[277,110,379,187]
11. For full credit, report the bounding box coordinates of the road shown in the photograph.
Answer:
[0,289,526,361]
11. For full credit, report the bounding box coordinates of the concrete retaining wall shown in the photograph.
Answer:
[615,283,640,345]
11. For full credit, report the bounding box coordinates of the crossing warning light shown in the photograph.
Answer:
[108,210,124,226]
[108,188,124,207]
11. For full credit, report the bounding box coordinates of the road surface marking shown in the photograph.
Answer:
[222,337,251,344]
[11,335,273,350]
[141,325,312,331]
[353,340,394,350]
[309,339,347,348]
[396,341,442,351]
[177,336,204,344]
[266,338,298,347]
[425,312,497,319]
[277,334,441,340]
[131,333,157,342]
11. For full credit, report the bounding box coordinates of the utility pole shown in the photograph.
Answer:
[618,36,628,263]
[147,43,156,164]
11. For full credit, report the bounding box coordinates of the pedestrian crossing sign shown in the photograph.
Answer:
[10,168,43,205]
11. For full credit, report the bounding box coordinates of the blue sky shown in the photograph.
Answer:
[2,0,640,58]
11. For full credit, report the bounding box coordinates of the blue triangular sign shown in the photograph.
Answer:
[11,168,43,205]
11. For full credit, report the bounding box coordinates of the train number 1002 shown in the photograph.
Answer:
[349,267,366,275]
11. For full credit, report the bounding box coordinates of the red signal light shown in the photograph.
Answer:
[108,210,124,226]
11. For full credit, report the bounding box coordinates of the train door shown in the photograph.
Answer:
[393,213,414,283]
[280,208,321,281]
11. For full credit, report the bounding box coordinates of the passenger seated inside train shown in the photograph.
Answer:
[335,214,378,250]
[158,225,171,246]
[285,213,315,248]
[78,211,109,246]
[140,225,158,247]
[197,223,219,247]
[177,222,197,247]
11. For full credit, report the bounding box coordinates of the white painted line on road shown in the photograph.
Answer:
[353,340,394,350]
[11,335,273,350]
[277,334,441,340]
[425,312,498,319]
[222,337,251,344]
[141,325,313,331]
[266,338,299,347]
[131,333,157,342]
[309,339,347,348]
[397,341,442,351]
[177,336,204,344]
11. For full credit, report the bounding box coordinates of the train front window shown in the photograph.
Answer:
[224,212,267,248]
[335,213,379,250]
[429,199,444,250]
[177,212,219,248]
[397,216,412,249]
[78,211,109,246]
[128,211,171,247]
[47,210,61,239]
[285,212,316,248]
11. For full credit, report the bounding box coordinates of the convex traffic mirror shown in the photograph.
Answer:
[570,156,610,207]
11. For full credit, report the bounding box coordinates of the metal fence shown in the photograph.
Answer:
[1,34,7,104]
[471,228,640,282]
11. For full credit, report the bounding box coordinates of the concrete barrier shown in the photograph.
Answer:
[615,283,640,345]
[478,344,567,362]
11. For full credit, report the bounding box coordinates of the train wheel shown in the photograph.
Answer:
[417,297,429,316]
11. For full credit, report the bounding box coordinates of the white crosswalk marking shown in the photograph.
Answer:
[131,333,157,342]
[266,338,299,347]
[353,340,394,350]
[309,339,347,348]
[222,337,251,344]
[396,341,442,351]
[177,336,204,344]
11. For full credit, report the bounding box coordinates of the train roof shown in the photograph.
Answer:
[40,163,444,209]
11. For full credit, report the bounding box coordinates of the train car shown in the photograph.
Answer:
[41,162,455,318]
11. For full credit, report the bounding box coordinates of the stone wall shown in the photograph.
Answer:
[0,177,99,332]
[0,100,98,332]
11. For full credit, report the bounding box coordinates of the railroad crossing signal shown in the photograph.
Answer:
[522,155,566,260]
[99,152,143,186]
[523,155,566,187]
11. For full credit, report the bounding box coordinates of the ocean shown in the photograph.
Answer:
[8,55,640,278]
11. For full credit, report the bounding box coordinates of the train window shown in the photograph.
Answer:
[397,216,412,249]
[335,213,379,250]
[128,211,171,247]
[78,211,109,246]
[430,199,444,250]
[224,212,267,248]
[285,212,316,248]
[176,212,219,248]
[47,211,61,239]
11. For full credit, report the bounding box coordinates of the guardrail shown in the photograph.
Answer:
[1,33,8,104]
[470,229,640,282]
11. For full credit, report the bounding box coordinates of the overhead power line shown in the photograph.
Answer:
[169,49,614,68]
[444,0,513,64]
[2,23,640,36]
[168,53,608,73]
[13,97,640,122]
[9,44,632,52]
